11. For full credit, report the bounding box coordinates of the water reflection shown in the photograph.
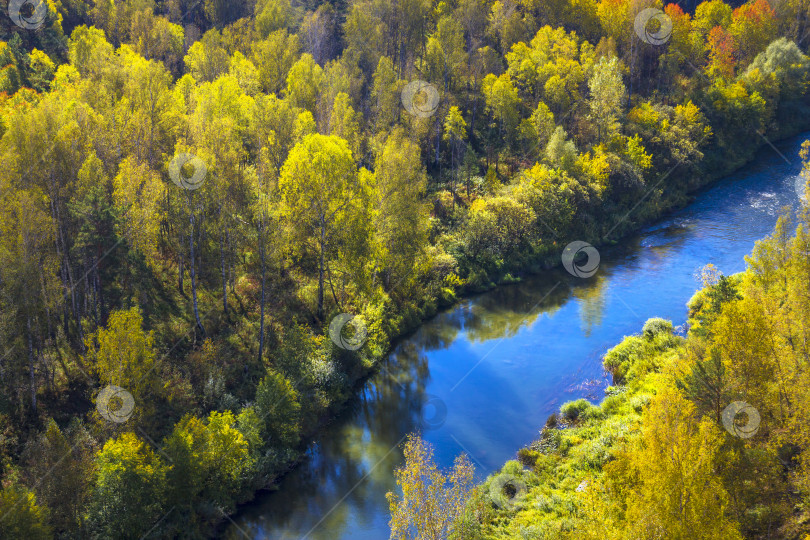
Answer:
[230,276,579,540]
[230,132,808,540]
[574,276,608,336]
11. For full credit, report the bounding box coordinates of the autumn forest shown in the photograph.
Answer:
[1,0,810,538]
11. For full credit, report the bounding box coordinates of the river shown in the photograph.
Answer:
[227,132,809,539]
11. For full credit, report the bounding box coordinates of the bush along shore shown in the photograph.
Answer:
[447,201,810,538]
[3,0,810,537]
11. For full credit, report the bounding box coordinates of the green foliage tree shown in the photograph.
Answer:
[0,482,52,540]
[255,0,297,38]
[329,92,361,157]
[24,420,94,536]
[444,106,468,199]
[373,128,430,295]
[88,432,168,539]
[460,197,536,268]
[83,308,156,400]
[483,73,522,143]
[163,410,254,521]
[184,30,230,82]
[251,29,301,95]
[284,53,323,113]
[587,56,625,143]
[278,133,370,319]
[255,369,301,448]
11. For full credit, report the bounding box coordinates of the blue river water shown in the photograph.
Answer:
[228,132,809,539]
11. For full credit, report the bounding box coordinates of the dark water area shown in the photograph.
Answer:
[227,132,809,539]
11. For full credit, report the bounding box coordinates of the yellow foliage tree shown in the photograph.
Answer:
[83,308,156,399]
[387,434,476,540]
[612,386,743,540]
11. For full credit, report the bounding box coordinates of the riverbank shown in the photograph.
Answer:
[224,123,808,534]
[455,115,810,295]
[473,206,810,537]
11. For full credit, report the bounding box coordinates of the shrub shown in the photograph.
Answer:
[581,404,603,421]
[560,399,593,422]
[628,394,652,412]
[642,318,674,340]
[601,391,627,415]
[517,448,540,469]
[603,336,644,383]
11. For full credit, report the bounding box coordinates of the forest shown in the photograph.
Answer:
[1,0,810,538]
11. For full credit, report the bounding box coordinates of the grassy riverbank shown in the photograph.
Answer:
[467,206,810,538]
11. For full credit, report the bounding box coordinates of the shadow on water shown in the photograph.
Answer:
[228,131,810,540]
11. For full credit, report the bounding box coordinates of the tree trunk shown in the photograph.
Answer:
[189,212,204,336]
[49,196,70,339]
[435,120,441,164]
[27,316,36,412]
[326,262,340,309]
[227,228,235,292]
[178,251,184,294]
[258,226,266,363]
[318,216,326,321]
[94,258,102,325]
[220,230,228,315]
[61,262,70,337]
[38,266,53,340]
[451,137,456,211]
[58,223,81,342]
